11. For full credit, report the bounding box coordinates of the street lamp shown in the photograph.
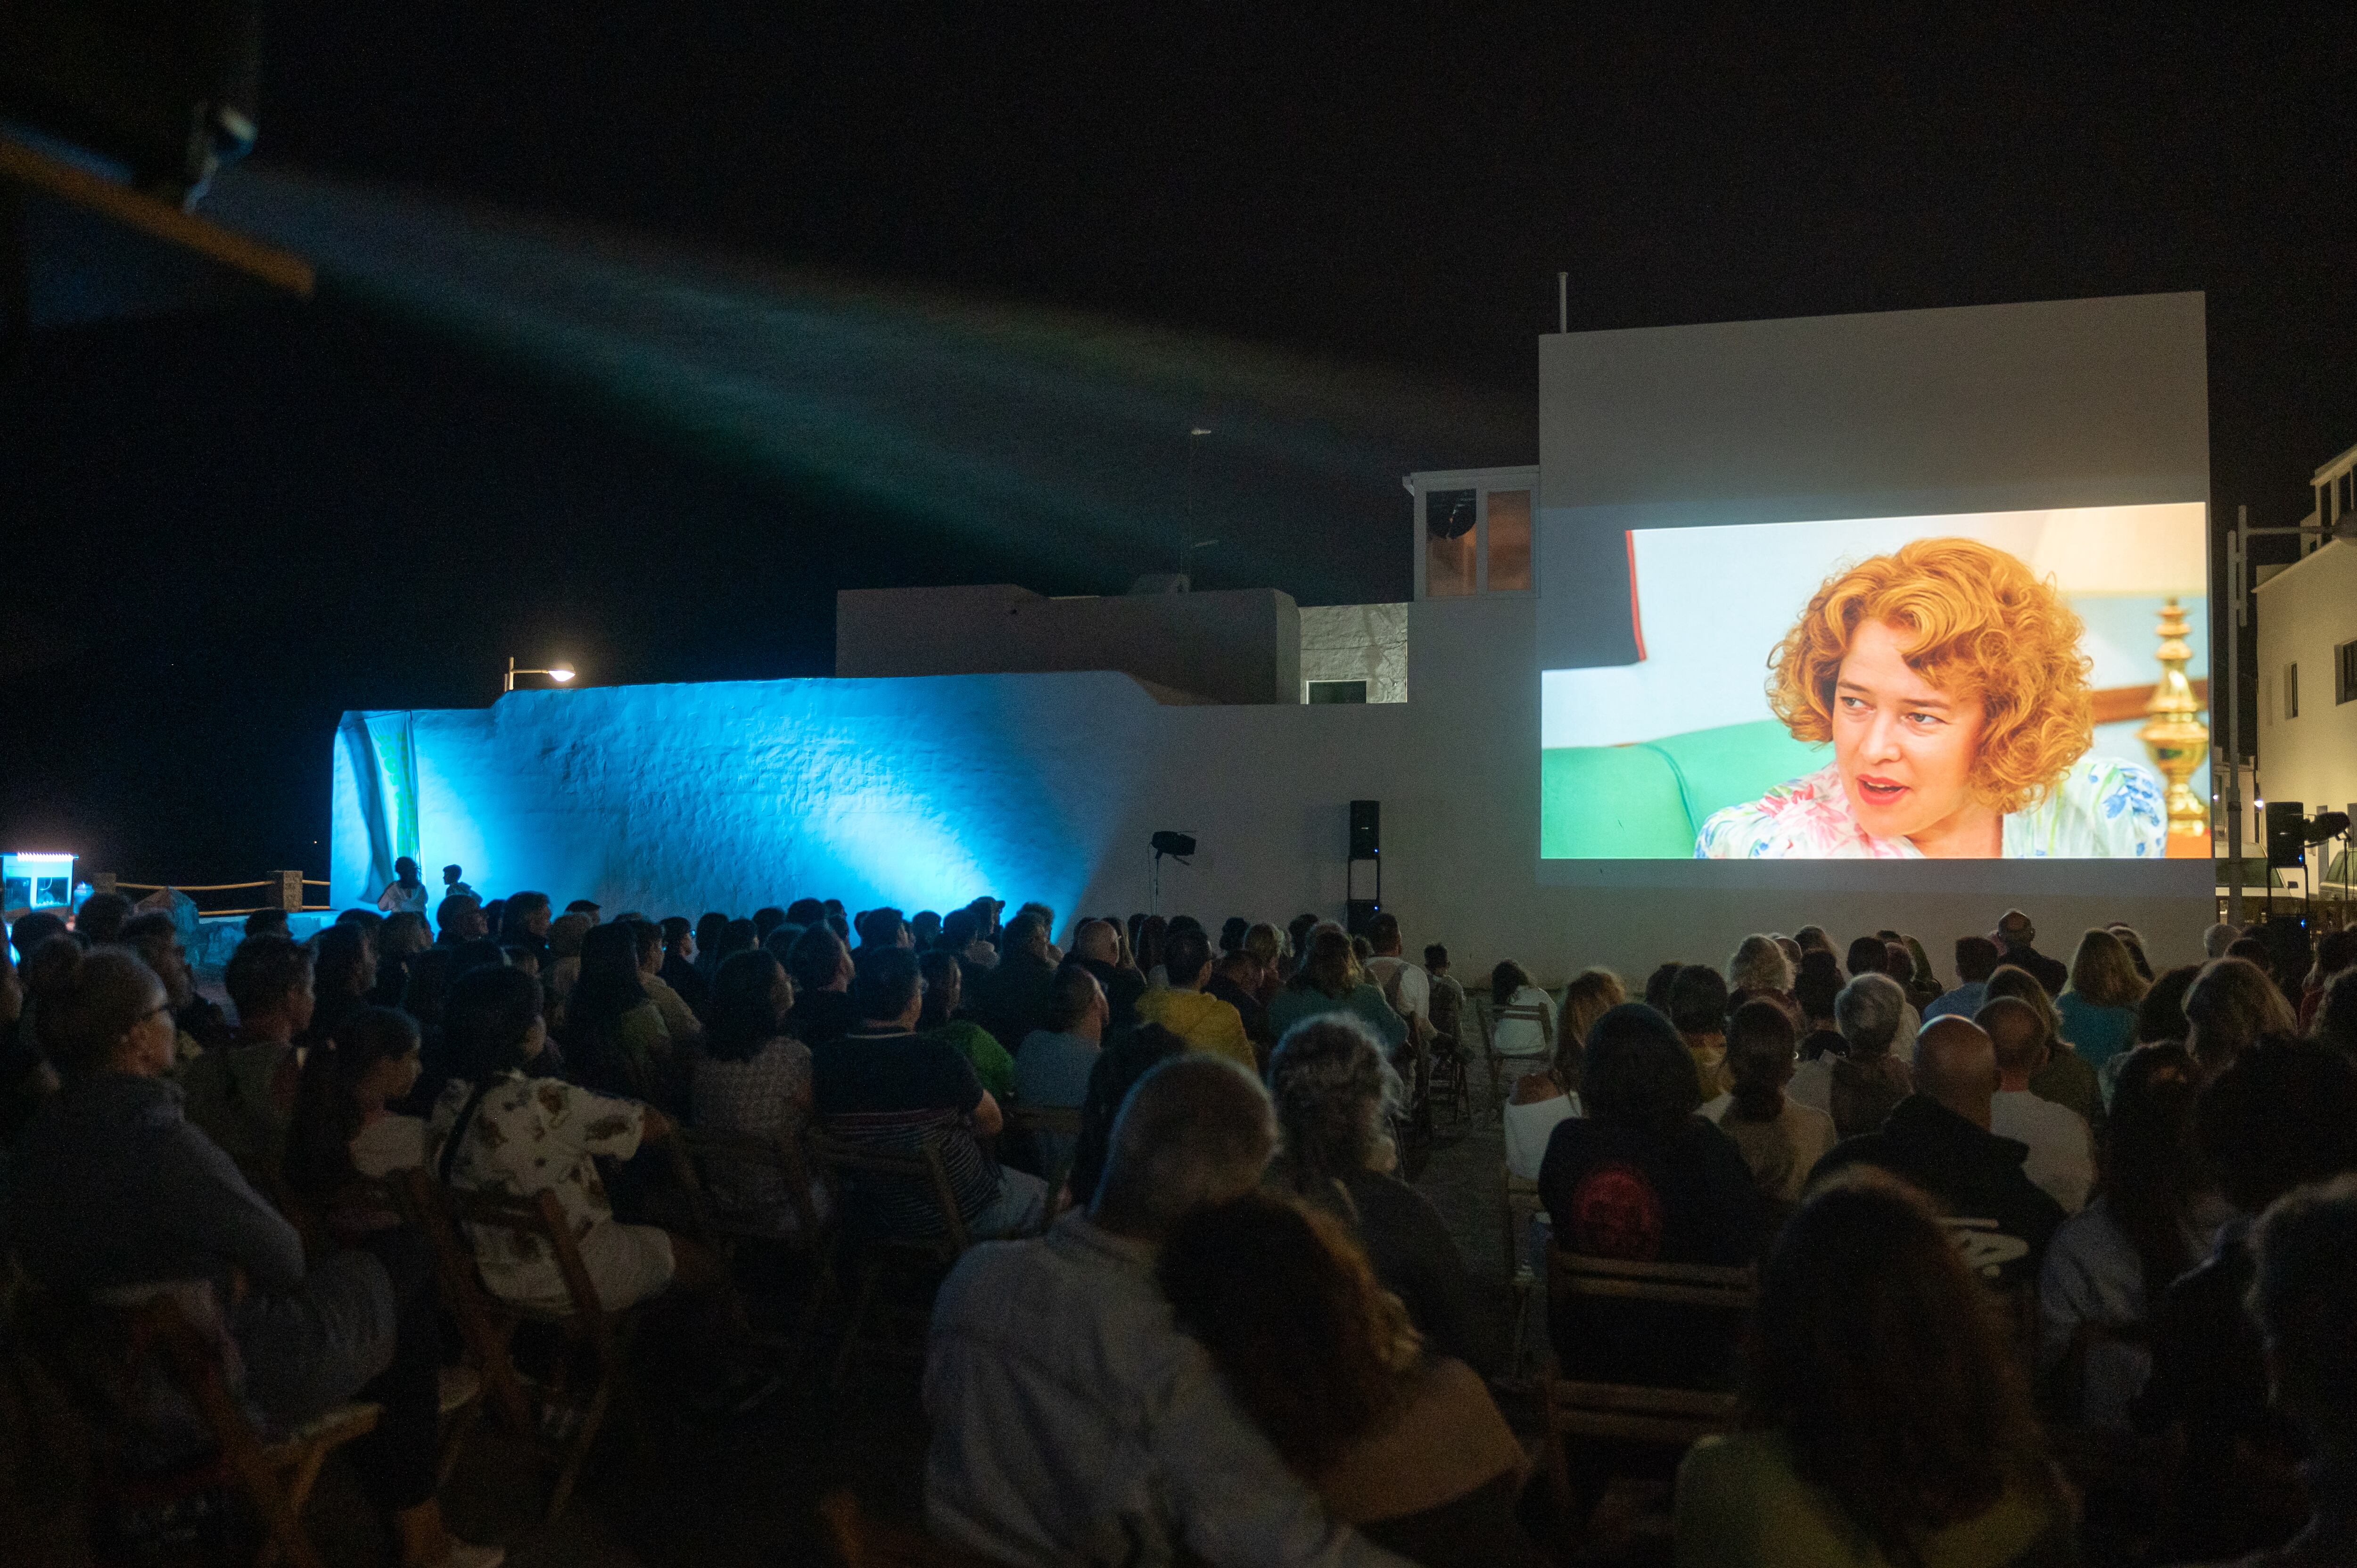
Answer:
[504,657,576,693]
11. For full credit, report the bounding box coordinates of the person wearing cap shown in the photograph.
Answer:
[1992,911,2068,997]
[566,899,602,925]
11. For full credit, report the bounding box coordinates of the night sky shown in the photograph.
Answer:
[6,8,2356,886]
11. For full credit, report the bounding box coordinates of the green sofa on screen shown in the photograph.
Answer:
[1541,720,1831,859]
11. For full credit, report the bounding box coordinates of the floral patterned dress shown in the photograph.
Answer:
[424,1071,645,1305]
[1696,757,2170,860]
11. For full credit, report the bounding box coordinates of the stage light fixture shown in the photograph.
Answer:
[1150,830,1195,859]
[2304,811,2351,845]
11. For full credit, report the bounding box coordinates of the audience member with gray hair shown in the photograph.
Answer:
[924,1053,1414,1568]
[1726,933,1794,999]
[1267,1015,1476,1365]
[1829,972,1913,1139]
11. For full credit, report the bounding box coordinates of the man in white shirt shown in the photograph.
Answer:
[925,1054,1410,1568]
[1360,913,1429,1046]
[1979,996,2094,1214]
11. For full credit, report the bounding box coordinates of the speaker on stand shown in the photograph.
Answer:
[1346,800,1380,935]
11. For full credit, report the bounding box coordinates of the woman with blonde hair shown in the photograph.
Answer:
[2055,927,2147,1075]
[1264,929,1406,1051]
[1725,935,1793,999]
[1504,968,1624,1180]
[1698,537,2168,859]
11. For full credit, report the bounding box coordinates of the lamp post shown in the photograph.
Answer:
[503,657,576,694]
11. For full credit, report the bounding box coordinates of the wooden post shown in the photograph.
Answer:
[272,871,305,911]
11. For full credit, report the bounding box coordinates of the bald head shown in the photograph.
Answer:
[1914,1016,1999,1129]
[1975,996,2047,1084]
[1072,919,1120,965]
[1092,1054,1277,1240]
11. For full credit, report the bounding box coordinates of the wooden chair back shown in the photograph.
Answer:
[806,1132,975,1387]
[17,1284,379,1568]
[1000,1105,1083,1236]
[1500,1165,1544,1279]
[445,1184,612,1328]
[1492,1002,1556,1055]
[807,1132,974,1258]
[391,1167,535,1434]
[668,1124,828,1246]
[1546,1244,1756,1312]
[1540,1242,1754,1521]
[393,1167,638,1522]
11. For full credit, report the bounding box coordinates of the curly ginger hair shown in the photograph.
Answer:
[1767,536,2093,816]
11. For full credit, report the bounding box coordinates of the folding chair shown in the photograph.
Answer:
[1540,1244,1754,1525]
[16,1284,380,1568]
[1490,1001,1555,1120]
[395,1168,646,1522]
[1424,1026,1470,1127]
[806,1133,973,1389]
[664,1123,839,1346]
[1500,1166,1548,1379]
[1000,1105,1083,1236]
[1500,1165,1544,1279]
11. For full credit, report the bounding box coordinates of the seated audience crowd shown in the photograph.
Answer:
[5,883,2357,1568]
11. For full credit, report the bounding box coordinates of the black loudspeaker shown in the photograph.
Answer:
[1349,799,1381,859]
[2266,801,2308,870]
[1346,899,1381,936]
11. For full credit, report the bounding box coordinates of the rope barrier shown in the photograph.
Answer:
[113,881,272,893]
[195,906,335,918]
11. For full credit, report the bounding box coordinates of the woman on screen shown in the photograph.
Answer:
[1696,537,2167,860]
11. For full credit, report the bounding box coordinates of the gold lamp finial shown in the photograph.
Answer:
[2138,596,2210,856]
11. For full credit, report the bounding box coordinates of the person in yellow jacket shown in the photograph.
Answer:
[1134,927,1257,1074]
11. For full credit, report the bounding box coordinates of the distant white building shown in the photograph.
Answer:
[2253,438,2357,879]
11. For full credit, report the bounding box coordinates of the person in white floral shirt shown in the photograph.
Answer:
[427,965,721,1312]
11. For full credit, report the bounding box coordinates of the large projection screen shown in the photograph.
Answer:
[1535,291,2210,906]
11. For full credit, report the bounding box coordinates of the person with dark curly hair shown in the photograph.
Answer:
[1675,1173,2071,1566]
[1159,1193,1538,1567]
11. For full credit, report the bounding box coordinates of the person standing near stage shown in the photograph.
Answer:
[376,857,430,916]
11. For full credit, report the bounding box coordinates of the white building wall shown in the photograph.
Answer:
[2255,538,2357,821]
[1298,603,1408,702]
